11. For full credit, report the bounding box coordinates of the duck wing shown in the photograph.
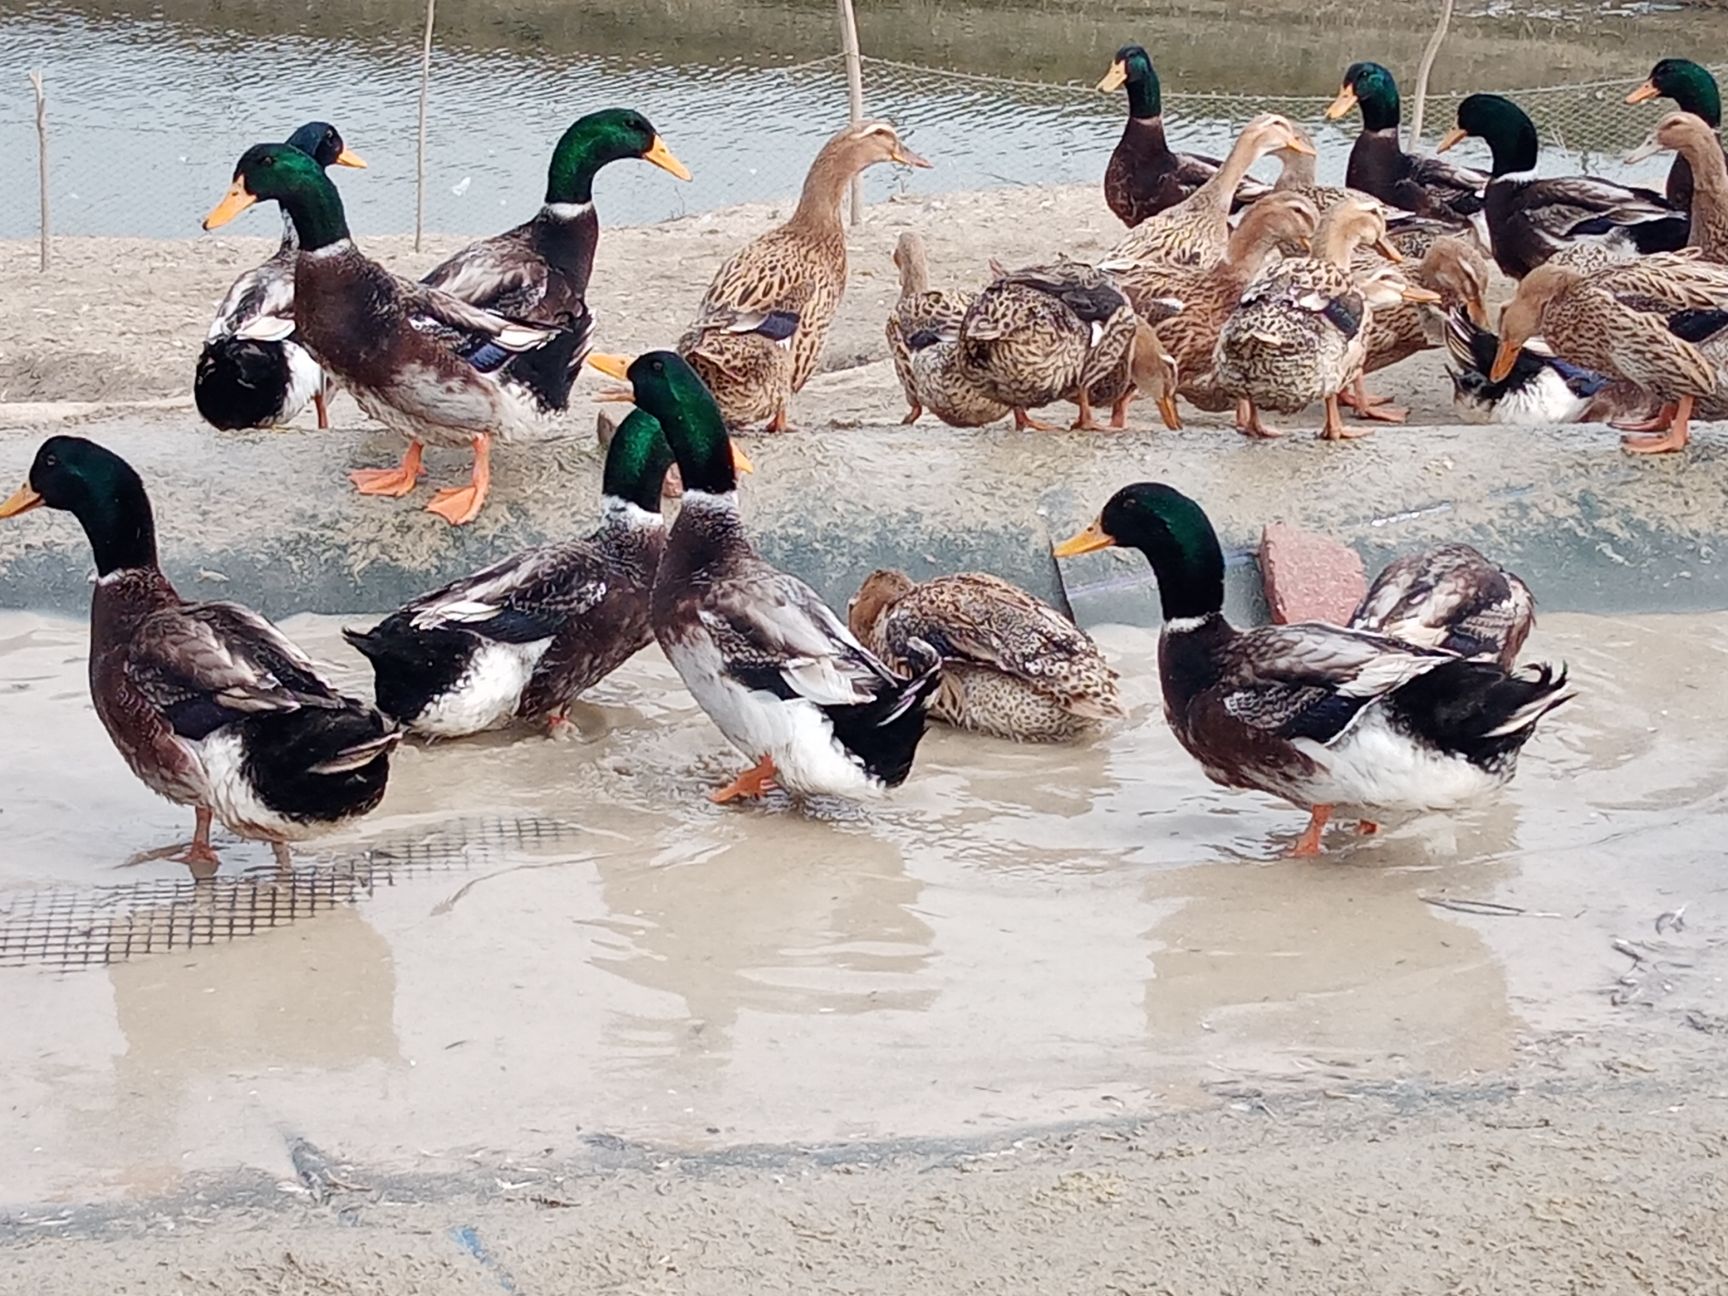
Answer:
[1352,544,1536,666]
[209,255,296,344]
[419,227,546,319]
[400,542,610,645]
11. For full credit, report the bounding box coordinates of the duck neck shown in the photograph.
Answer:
[896,244,930,297]
[278,173,352,252]
[73,470,161,579]
[1199,130,1267,211]
[544,128,615,207]
[1480,115,1539,177]
[1126,66,1161,121]
[1682,130,1728,201]
[1317,221,1365,268]
[1140,531,1226,623]
[1358,86,1401,133]
[787,142,859,235]
[1275,148,1318,187]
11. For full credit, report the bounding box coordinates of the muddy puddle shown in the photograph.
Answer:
[0,608,1723,1206]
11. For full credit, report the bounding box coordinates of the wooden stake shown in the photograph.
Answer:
[1407,0,1455,151]
[29,70,48,272]
[415,0,436,252]
[836,0,865,226]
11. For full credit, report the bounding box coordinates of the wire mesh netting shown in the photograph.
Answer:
[0,36,1719,241]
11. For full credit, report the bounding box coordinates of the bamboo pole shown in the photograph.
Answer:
[1406,0,1455,151]
[836,0,865,225]
[415,0,436,252]
[29,70,48,272]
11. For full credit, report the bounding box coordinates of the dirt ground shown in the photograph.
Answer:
[0,182,1467,431]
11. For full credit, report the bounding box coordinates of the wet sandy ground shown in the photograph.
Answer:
[1,608,1723,1216]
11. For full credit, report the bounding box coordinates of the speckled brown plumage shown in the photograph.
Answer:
[884,233,1008,427]
[1351,544,1535,668]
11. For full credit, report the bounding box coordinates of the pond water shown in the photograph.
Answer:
[0,0,1712,237]
[1,608,1722,1204]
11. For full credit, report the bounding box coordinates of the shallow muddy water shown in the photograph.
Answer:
[0,608,1723,1205]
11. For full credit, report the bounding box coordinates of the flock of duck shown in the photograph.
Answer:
[5,50,1720,866]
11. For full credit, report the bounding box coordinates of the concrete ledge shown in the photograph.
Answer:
[1,409,1725,625]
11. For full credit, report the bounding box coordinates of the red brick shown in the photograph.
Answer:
[1260,523,1367,626]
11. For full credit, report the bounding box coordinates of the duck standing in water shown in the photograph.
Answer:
[1054,483,1570,855]
[0,437,397,870]
[589,350,941,803]
[195,120,366,432]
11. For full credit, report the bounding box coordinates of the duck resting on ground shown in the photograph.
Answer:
[1326,61,1489,225]
[343,408,710,738]
[205,143,589,525]
[1437,93,1688,279]
[1625,59,1725,216]
[420,108,688,402]
[680,121,930,432]
[1096,43,1269,227]
[1054,483,1571,855]
[0,437,398,871]
[195,120,366,432]
[588,349,941,802]
[847,570,1124,742]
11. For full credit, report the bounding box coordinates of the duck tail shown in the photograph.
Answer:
[1392,658,1572,767]
[194,337,292,430]
[824,638,943,790]
[241,702,399,826]
[501,306,595,413]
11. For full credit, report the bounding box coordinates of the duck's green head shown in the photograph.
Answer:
[0,435,157,576]
[203,141,352,250]
[1438,94,1538,176]
[587,350,753,495]
[546,108,690,206]
[283,120,368,172]
[1098,44,1160,120]
[1628,59,1722,127]
[1054,482,1224,621]
[601,409,678,514]
[1327,61,1401,132]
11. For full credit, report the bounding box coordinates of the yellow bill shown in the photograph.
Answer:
[1465,294,1489,327]
[1096,60,1128,94]
[892,142,934,169]
[1435,126,1470,154]
[644,136,692,181]
[1625,81,1660,106]
[1157,394,1183,431]
[1489,338,1521,383]
[1325,86,1358,120]
[730,441,755,475]
[1399,283,1443,304]
[1284,133,1318,157]
[587,353,633,382]
[0,482,44,519]
[335,147,367,169]
[1053,518,1115,558]
[203,179,257,230]
[1373,236,1405,263]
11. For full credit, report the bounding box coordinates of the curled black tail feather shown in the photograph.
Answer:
[1389,659,1572,769]
[825,639,943,790]
[240,701,398,826]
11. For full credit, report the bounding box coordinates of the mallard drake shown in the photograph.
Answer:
[959,256,1139,430]
[885,232,1008,427]
[681,122,930,432]
[1101,115,1312,271]
[1054,483,1570,854]
[1351,543,1535,668]
[343,408,684,738]
[421,107,688,399]
[1352,235,1490,419]
[1437,94,1687,279]
[1325,62,1488,225]
[1491,256,1728,452]
[1215,198,1441,439]
[1114,192,1320,415]
[0,437,397,870]
[1625,59,1724,214]
[1443,309,1620,425]
[588,349,941,802]
[1626,112,1728,263]
[847,570,1123,742]
[1096,43,1269,227]
[195,121,366,432]
[205,144,588,525]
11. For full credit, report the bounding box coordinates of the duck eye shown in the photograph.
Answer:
[42,454,57,468]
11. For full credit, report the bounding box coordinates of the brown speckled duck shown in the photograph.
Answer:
[885,232,1009,427]
[1351,543,1536,669]
[680,122,930,432]
[1626,112,1728,264]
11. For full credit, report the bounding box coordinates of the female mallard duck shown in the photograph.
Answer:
[1325,61,1488,224]
[421,108,688,341]
[195,120,366,432]
[1353,235,1490,418]
[1096,43,1268,227]
[1351,543,1535,668]
[958,256,1139,430]
[1625,59,1724,215]
[0,437,397,870]
[847,570,1123,742]
[1054,483,1570,854]
[1626,113,1728,263]
[885,232,1008,427]
[681,122,930,432]
[1436,93,1687,280]
[1114,192,1320,416]
[1215,198,1440,439]
[1491,256,1728,453]
[342,408,683,738]
[588,349,941,802]
[1101,114,1312,271]
[1443,308,1620,425]
[204,143,588,525]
